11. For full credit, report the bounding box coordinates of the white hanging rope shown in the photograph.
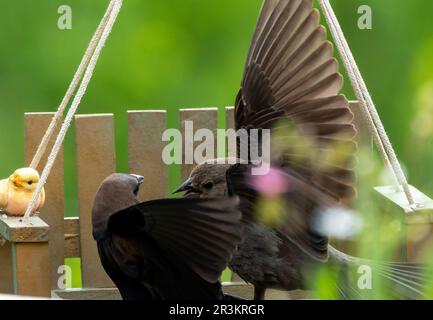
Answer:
[318,0,415,206]
[318,3,397,184]
[30,0,117,170]
[24,0,123,218]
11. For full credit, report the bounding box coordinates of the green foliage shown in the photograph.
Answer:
[1,0,432,213]
[65,257,82,289]
[309,147,433,300]
[0,0,262,214]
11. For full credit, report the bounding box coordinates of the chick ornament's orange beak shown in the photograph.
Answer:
[11,176,24,188]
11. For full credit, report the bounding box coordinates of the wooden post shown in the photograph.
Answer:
[374,185,433,262]
[225,106,242,283]
[75,114,116,288]
[180,108,218,181]
[0,241,13,293]
[348,101,371,146]
[0,216,51,297]
[24,113,65,290]
[64,217,81,259]
[349,101,433,262]
[128,111,168,201]
[225,106,235,131]
[225,106,237,159]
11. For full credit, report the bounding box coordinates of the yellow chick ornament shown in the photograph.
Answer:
[0,168,45,217]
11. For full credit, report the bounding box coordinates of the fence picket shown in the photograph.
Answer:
[76,114,116,289]
[128,111,168,201]
[24,113,65,290]
[0,243,13,293]
[180,108,218,181]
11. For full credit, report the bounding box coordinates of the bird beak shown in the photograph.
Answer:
[130,174,144,185]
[10,176,23,188]
[173,178,193,194]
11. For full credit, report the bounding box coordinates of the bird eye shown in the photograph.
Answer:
[28,181,33,185]
[202,182,214,190]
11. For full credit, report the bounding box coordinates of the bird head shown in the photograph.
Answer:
[92,173,144,239]
[8,168,41,192]
[174,159,233,198]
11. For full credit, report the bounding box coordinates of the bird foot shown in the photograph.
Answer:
[254,286,266,300]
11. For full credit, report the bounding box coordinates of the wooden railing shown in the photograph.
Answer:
[1,101,432,299]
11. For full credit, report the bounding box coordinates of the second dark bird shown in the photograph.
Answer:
[92,173,243,300]
[175,0,429,300]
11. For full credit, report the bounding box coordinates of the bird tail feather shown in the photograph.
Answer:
[328,247,431,300]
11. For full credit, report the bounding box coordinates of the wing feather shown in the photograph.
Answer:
[108,197,243,283]
[226,164,334,261]
[235,0,356,204]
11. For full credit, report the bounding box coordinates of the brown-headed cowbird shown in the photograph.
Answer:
[92,173,243,300]
[174,0,429,299]
[176,162,429,300]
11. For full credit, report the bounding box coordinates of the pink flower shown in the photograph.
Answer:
[249,166,291,196]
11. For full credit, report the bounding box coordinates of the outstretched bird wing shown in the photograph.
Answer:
[107,197,243,283]
[235,0,357,203]
[227,163,334,261]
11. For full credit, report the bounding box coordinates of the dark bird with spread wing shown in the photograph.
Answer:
[92,173,243,300]
[175,0,429,300]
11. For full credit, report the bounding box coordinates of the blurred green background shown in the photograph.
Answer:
[1,0,433,212]
[1,0,433,288]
